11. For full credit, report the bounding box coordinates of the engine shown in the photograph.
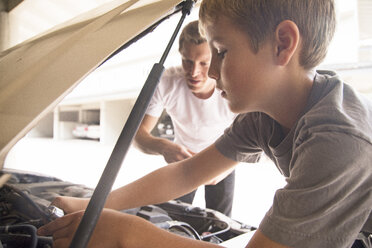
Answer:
[0,169,255,248]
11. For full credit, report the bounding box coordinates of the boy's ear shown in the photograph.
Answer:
[274,20,300,66]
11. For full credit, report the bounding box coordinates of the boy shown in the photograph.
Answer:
[38,0,372,247]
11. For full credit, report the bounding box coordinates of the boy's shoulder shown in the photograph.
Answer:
[298,70,372,144]
[311,70,371,114]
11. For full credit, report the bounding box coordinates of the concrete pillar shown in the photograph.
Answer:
[53,108,60,140]
[0,1,10,52]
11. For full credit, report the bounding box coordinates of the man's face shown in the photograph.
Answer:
[205,16,276,113]
[180,41,212,94]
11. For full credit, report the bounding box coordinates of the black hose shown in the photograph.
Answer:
[4,184,51,222]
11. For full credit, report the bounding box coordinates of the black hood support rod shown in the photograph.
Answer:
[69,1,194,247]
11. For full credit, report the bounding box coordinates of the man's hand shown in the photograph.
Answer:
[52,196,89,214]
[37,209,129,248]
[159,141,195,163]
[134,114,195,163]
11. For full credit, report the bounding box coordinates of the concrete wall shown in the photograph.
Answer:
[101,99,135,145]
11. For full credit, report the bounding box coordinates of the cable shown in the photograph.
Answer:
[172,222,202,240]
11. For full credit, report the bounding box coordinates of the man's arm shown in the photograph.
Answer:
[133,114,163,154]
[134,114,194,163]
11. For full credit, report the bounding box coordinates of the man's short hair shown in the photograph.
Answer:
[199,0,336,70]
[178,20,207,52]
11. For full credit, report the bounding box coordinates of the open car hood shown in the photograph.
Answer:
[0,0,183,169]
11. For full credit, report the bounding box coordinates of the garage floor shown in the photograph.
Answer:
[5,137,285,227]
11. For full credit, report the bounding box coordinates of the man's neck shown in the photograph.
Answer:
[192,79,216,99]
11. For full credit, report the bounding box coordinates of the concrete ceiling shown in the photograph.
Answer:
[4,0,116,49]
[0,0,24,12]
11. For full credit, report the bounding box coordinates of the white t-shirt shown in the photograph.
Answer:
[146,66,236,153]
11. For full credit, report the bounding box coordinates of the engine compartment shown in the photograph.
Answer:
[0,169,256,247]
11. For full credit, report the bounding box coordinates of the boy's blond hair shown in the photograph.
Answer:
[199,0,336,70]
[178,20,206,52]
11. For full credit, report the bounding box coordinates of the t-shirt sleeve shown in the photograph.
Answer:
[215,113,262,163]
[259,131,372,248]
[145,80,166,118]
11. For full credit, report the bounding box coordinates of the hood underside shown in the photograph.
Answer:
[0,0,183,168]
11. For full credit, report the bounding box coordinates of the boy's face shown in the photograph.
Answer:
[180,41,213,94]
[205,16,276,113]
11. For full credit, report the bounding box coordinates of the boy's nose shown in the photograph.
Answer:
[208,56,218,80]
[208,65,218,80]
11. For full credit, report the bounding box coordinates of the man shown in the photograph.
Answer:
[133,20,236,216]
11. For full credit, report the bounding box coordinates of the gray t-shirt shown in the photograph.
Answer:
[215,71,372,248]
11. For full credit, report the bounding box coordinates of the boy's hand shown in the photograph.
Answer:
[52,196,90,214]
[37,209,126,248]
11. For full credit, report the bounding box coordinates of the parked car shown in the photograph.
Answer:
[72,124,100,140]
[0,0,256,247]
